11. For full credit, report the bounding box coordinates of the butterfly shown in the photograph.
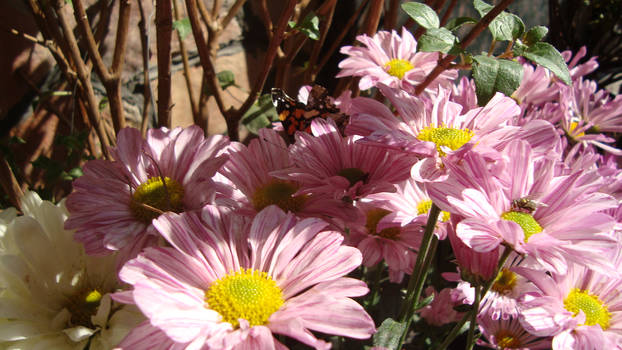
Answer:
[271,85,348,140]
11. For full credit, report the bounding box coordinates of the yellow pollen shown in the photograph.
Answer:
[385,58,414,79]
[501,211,542,242]
[417,125,474,156]
[130,176,185,223]
[491,268,518,294]
[417,199,451,222]
[205,269,284,328]
[564,288,611,329]
[495,329,522,348]
[338,167,368,187]
[251,179,307,212]
[366,208,400,239]
[568,121,586,139]
[66,288,105,328]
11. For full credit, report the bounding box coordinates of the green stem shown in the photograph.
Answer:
[465,285,481,350]
[365,262,384,309]
[436,245,513,350]
[397,203,441,348]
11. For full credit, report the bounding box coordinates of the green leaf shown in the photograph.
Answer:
[373,318,407,350]
[521,42,571,85]
[415,293,435,310]
[67,167,84,179]
[216,70,236,90]
[418,27,457,53]
[401,2,439,29]
[444,16,477,31]
[241,93,276,134]
[290,12,320,40]
[173,18,192,39]
[98,97,108,111]
[472,55,523,105]
[473,0,525,41]
[523,25,548,45]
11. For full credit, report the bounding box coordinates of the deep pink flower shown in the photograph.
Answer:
[65,126,228,260]
[272,119,414,201]
[114,205,375,349]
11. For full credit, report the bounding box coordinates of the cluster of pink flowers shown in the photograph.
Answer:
[58,28,622,349]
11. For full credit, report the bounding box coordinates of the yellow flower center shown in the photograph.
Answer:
[495,329,522,348]
[417,125,474,156]
[205,269,284,328]
[365,208,400,239]
[251,179,307,212]
[130,176,185,223]
[568,120,586,139]
[501,211,542,242]
[338,167,368,187]
[564,288,611,329]
[491,268,518,294]
[385,58,414,79]
[66,288,104,328]
[417,199,451,222]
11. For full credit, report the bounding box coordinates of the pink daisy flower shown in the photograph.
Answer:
[477,315,551,349]
[427,139,618,275]
[272,118,414,201]
[347,199,422,283]
[516,254,622,349]
[337,27,457,93]
[418,287,464,327]
[216,128,357,221]
[556,78,622,155]
[114,205,375,349]
[65,126,228,259]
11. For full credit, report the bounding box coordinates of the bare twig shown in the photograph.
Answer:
[172,0,200,126]
[414,0,516,95]
[53,0,112,158]
[440,0,457,27]
[305,0,337,83]
[156,0,173,128]
[72,0,130,134]
[362,0,384,36]
[221,0,246,31]
[315,0,369,77]
[226,0,298,141]
[137,0,155,136]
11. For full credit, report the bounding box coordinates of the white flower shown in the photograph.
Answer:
[0,192,143,349]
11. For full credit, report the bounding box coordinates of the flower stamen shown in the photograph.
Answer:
[205,269,284,328]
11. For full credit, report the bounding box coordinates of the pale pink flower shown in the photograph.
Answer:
[556,78,622,155]
[427,139,618,275]
[477,315,551,349]
[337,27,457,93]
[65,126,228,260]
[272,119,414,201]
[114,205,375,349]
[517,255,622,349]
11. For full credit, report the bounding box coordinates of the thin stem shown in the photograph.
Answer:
[156,0,173,128]
[53,0,111,158]
[414,0,515,95]
[396,204,441,349]
[137,0,155,136]
[362,0,384,36]
[173,0,200,127]
[466,285,481,350]
[436,246,513,350]
[315,0,369,77]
